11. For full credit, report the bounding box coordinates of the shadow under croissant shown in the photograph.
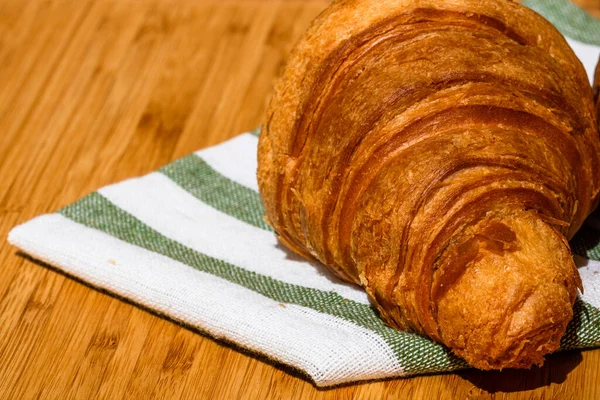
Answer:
[570,208,600,257]
[458,351,582,394]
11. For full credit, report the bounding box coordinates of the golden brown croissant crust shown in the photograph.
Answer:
[257,0,600,369]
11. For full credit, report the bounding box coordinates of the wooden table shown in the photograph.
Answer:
[1,0,599,398]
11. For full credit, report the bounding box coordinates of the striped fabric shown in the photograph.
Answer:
[523,0,600,46]
[8,1,600,387]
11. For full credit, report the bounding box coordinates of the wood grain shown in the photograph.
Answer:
[0,0,599,399]
[572,0,600,17]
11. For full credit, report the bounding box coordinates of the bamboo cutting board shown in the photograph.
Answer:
[1,0,600,398]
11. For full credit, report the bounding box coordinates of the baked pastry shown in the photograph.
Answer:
[257,0,600,369]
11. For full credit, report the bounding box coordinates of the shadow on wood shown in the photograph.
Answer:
[459,350,583,394]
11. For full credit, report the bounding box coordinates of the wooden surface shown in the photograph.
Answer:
[1,0,599,399]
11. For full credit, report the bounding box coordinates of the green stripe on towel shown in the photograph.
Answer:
[523,0,600,45]
[250,126,261,137]
[159,154,273,232]
[561,300,600,350]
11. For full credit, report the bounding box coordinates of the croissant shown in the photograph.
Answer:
[257,0,600,369]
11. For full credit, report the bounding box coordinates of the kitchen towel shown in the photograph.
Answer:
[8,0,600,387]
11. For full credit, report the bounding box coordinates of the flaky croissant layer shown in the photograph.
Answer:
[257,0,600,369]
